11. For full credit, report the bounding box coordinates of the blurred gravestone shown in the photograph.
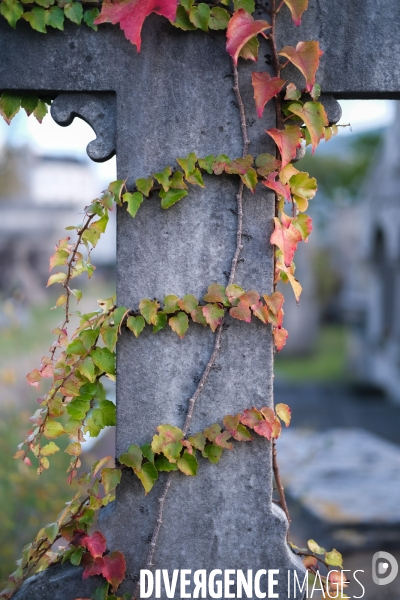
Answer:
[1,0,400,597]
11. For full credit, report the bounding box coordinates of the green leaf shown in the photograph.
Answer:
[170,170,187,189]
[209,6,230,29]
[203,283,229,305]
[123,191,144,218]
[78,356,96,382]
[83,7,99,30]
[160,188,188,209]
[154,455,178,472]
[169,311,189,338]
[135,462,158,494]
[0,92,21,124]
[64,441,81,456]
[92,399,116,427]
[64,1,82,24]
[233,0,255,12]
[0,0,23,28]
[66,338,86,356]
[46,271,66,287]
[177,451,198,476]
[163,294,180,314]
[151,424,183,462]
[255,153,281,177]
[154,166,172,192]
[202,443,223,464]
[91,347,115,376]
[43,420,64,439]
[21,95,39,116]
[136,177,154,197]
[101,467,121,495]
[202,304,224,332]
[80,329,99,351]
[239,36,259,62]
[91,581,109,600]
[126,315,145,337]
[119,444,143,470]
[288,101,328,153]
[152,311,167,333]
[177,152,197,176]
[240,167,258,192]
[311,83,321,101]
[186,168,204,187]
[41,442,60,456]
[141,442,154,464]
[101,324,118,352]
[325,549,343,567]
[22,7,47,32]
[203,423,221,443]
[70,546,84,566]
[225,284,245,305]
[35,0,53,7]
[189,3,210,30]
[139,298,159,324]
[44,522,59,543]
[191,307,207,326]
[198,155,214,174]
[178,294,198,313]
[67,398,90,420]
[171,4,196,30]
[308,539,325,555]
[188,432,206,452]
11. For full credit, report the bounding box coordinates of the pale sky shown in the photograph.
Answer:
[0,99,396,184]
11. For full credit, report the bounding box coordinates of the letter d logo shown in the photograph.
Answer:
[372,552,398,586]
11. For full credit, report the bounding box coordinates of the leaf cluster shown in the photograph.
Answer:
[0,0,99,33]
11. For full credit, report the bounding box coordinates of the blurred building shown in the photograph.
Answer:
[0,145,115,302]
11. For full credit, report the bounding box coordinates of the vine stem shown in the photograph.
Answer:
[133,60,250,600]
[272,440,290,524]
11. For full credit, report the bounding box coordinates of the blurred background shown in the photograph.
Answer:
[1,100,400,597]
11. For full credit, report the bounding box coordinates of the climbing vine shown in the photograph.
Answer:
[0,0,350,598]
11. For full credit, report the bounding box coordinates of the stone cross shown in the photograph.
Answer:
[1,0,400,597]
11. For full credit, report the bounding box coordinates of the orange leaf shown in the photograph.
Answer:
[276,402,291,426]
[283,0,308,26]
[229,301,251,322]
[240,407,263,429]
[94,0,178,51]
[262,173,291,202]
[279,41,323,93]
[254,420,273,440]
[226,9,271,65]
[251,72,286,118]
[273,327,288,352]
[270,214,302,267]
[266,125,302,169]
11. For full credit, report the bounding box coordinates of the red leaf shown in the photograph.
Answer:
[229,301,251,322]
[260,406,275,424]
[283,0,308,26]
[266,125,302,169]
[270,213,303,267]
[254,420,273,440]
[252,72,286,118]
[102,551,126,593]
[94,0,178,51]
[215,430,233,450]
[263,291,284,317]
[240,407,263,429]
[262,173,291,202]
[226,9,271,65]
[279,41,323,93]
[239,290,260,309]
[273,327,288,351]
[252,302,270,324]
[82,554,105,580]
[82,531,106,558]
[26,368,41,389]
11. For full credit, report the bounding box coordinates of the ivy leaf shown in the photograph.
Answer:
[188,432,206,452]
[102,551,126,593]
[141,442,154,464]
[82,531,107,558]
[21,95,39,116]
[191,307,208,326]
[203,423,221,442]
[254,420,273,440]
[240,408,263,429]
[279,41,323,93]
[262,173,291,203]
[270,213,303,267]
[0,0,23,28]
[215,430,233,450]
[176,152,197,176]
[169,311,189,338]
[177,451,198,475]
[233,0,254,13]
[119,444,143,470]
[325,549,343,567]
[43,420,64,439]
[126,315,145,338]
[46,5,64,28]
[151,424,183,462]
[139,298,159,324]
[255,153,281,177]
[152,311,167,333]
[311,83,321,101]
[288,101,328,153]
[65,441,81,456]
[22,6,47,31]
[67,398,90,420]
[154,166,172,191]
[178,294,198,313]
[47,271,67,287]
[239,35,259,62]
[92,399,116,427]
[203,283,229,305]
[273,327,288,351]
[198,155,214,174]
[82,554,105,580]
[101,467,121,495]
[263,291,284,327]
[229,302,251,323]
[289,171,317,211]
[123,191,143,218]
[266,125,302,169]
[293,213,313,240]
[170,171,187,189]
[284,83,301,101]
[160,188,188,209]
[154,455,178,471]
[275,403,291,426]
[80,329,99,351]
[78,357,96,383]
[64,2,83,24]
[212,154,231,175]
[101,325,118,352]
[163,294,180,314]
[0,93,21,124]
[209,6,229,29]
[189,3,209,30]
[225,284,245,306]
[135,462,158,493]
[202,443,223,464]
[44,522,59,544]
[202,304,224,332]
[91,348,116,376]
[41,442,60,456]
[251,72,286,118]
[172,4,196,30]
[136,177,154,196]
[226,9,271,65]
[83,7,99,29]
[283,0,308,26]
[307,539,325,555]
